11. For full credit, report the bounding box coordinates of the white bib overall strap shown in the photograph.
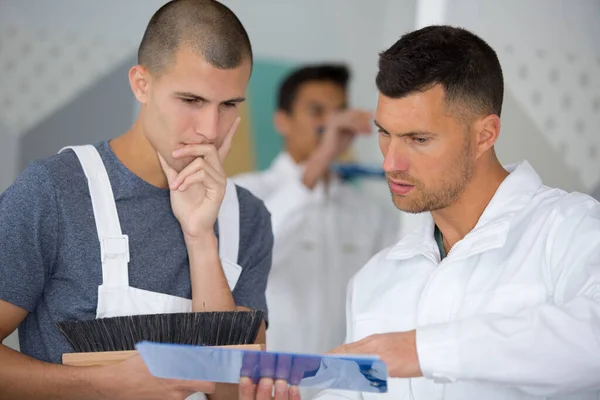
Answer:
[59,145,130,288]
[60,145,234,400]
[217,179,242,291]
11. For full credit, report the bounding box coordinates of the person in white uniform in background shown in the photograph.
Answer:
[239,25,600,400]
[0,1,273,399]
[233,65,400,356]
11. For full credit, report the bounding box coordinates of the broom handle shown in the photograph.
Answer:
[62,344,265,367]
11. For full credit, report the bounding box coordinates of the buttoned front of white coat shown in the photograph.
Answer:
[232,153,400,356]
[315,160,600,400]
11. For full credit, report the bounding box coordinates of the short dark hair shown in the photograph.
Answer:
[138,0,252,75]
[277,64,350,113]
[376,25,504,119]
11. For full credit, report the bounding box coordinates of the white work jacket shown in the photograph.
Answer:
[233,153,400,356]
[316,160,600,400]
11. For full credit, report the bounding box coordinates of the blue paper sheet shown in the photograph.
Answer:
[135,341,388,393]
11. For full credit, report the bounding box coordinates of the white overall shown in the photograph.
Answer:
[62,145,242,399]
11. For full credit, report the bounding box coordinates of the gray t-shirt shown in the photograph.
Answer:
[0,141,273,364]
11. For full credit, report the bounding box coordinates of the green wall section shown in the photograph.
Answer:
[247,59,297,170]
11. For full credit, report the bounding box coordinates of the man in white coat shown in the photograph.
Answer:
[239,25,600,400]
[233,65,399,356]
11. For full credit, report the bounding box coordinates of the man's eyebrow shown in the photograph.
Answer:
[173,92,246,104]
[373,120,438,137]
[373,120,389,134]
[222,97,246,103]
[174,92,207,101]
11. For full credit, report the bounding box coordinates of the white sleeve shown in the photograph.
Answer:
[415,202,600,397]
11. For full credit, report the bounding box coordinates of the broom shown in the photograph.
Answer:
[57,310,265,366]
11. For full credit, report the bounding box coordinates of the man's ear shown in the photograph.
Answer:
[129,65,151,105]
[273,110,291,138]
[474,114,501,159]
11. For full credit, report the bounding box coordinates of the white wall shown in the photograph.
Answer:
[3,332,19,351]
[0,2,144,137]
[0,121,19,193]
[0,123,19,348]
[446,0,600,192]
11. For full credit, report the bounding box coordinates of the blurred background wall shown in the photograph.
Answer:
[1,0,599,350]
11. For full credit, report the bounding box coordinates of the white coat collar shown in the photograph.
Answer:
[387,160,543,263]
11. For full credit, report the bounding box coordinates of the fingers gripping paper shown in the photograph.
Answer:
[135,342,388,394]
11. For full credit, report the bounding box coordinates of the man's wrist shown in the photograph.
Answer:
[184,230,218,249]
[84,365,115,399]
[302,149,334,189]
[313,144,337,165]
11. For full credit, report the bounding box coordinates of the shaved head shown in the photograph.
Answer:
[138,0,252,75]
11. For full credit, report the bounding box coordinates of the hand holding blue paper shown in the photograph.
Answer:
[328,331,422,379]
[239,351,322,386]
[238,352,322,400]
[135,341,388,399]
[237,331,420,399]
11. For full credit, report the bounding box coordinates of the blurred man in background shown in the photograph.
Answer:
[233,65,399,359]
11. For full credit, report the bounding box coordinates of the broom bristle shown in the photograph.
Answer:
[56,310,265,353]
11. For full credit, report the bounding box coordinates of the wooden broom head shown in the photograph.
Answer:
[62,344,266,367]
[56,310,265,353]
